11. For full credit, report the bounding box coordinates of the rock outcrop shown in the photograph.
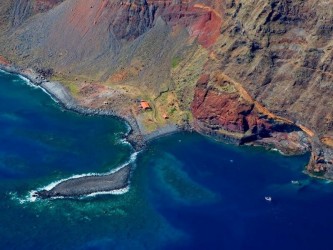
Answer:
[191,73,311,155]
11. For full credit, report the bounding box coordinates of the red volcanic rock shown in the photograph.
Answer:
[109,0,223,47]
[192,87,253,133]
[192,75,258,134]
[191,74,306,152]
[0,55,10,65]
[197,74,210,86]
[307,141,333,176]
[158,2,223,47]
[189,4,223,47]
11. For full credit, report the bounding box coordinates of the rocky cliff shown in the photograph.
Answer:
[0,0,332,178]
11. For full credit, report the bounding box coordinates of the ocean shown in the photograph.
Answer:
[0,70,332,250]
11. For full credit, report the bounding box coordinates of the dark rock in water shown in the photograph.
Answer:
[35,164,131,199]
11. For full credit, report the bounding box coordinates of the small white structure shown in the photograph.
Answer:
[265,196,272,202]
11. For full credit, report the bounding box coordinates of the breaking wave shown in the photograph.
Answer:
[15,151,140,203]
[0,69,60,104]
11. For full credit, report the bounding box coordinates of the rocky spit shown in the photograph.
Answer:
[34,165,131,199]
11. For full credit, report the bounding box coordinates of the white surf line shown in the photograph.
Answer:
[0,69,60,104]
[270,147,285,155]
[25,151,140,202]
[124,121,132,134]
[42,151,139,191]
[118,138,132,147]
[20,76,61,104]
[0,69,12,75]
[45,186,131,201]
[114,132,132,147]
[17,74,39,89]
[85,186,130,197]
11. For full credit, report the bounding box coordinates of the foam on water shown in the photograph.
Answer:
[25,151,140,202]
[118,138,132,147]
[85,187,130,197]
[17,74,38,88]
[44,151,139,191]
[0,69,59,105]
[114,132,132,147]
[9,190,38,204]
[9,192,24,204]
[83,187,130,198]
[38,86,60,104]
[42,187,131,201]
[270,147,286,155]
[0,69,11,75]
[11,71,60,104]
[124,121,132,134]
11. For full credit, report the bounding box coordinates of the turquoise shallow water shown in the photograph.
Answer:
[1,70,333,249]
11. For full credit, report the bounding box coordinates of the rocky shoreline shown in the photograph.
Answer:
[193,113,333,178]
[0,63,183,150]
[1,63,333,184]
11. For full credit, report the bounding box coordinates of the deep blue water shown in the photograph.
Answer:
[1,70,333,249]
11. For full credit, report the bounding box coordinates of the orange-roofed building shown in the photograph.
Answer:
[140,101,151,110]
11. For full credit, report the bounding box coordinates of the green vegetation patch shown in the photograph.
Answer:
[171,57,181,68]
[215,81,237,93]
[51,76,80,96]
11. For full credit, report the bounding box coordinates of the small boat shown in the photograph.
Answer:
[291,180,300,185]
[265,196,272,202]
